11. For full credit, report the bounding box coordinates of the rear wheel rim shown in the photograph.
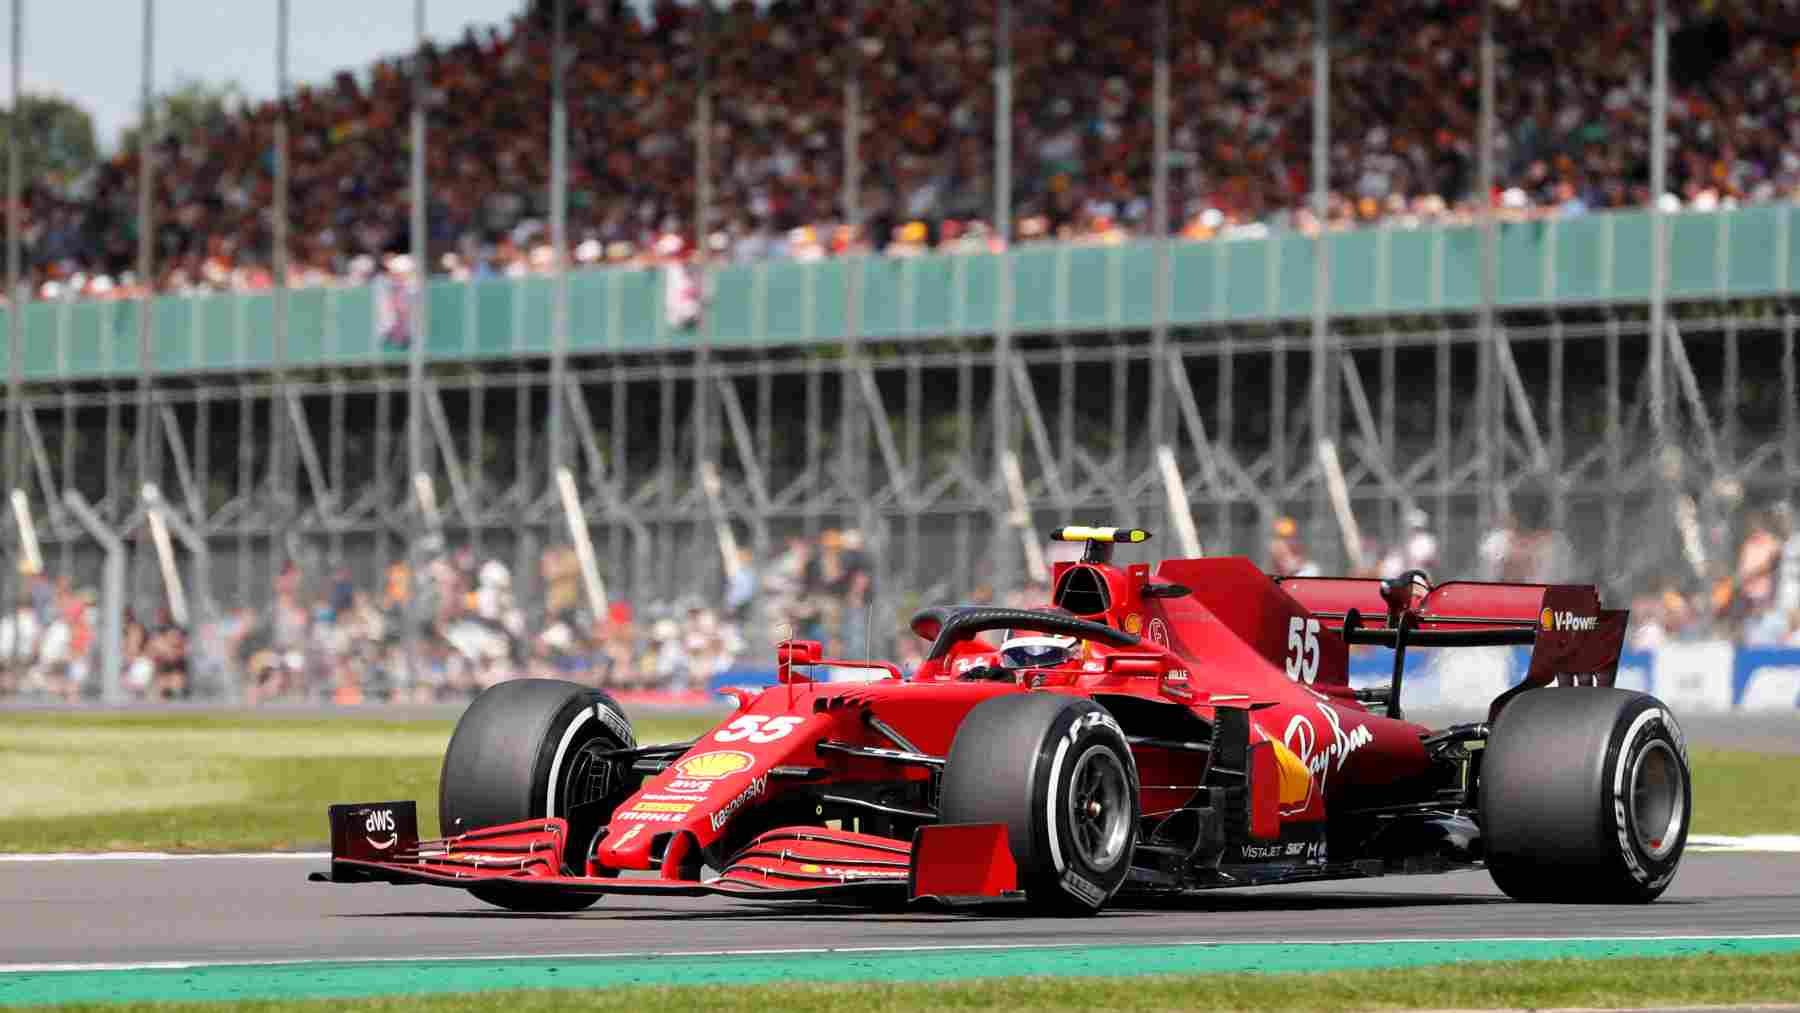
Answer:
[1627,738,1684,861]
[1067,745,1131,870]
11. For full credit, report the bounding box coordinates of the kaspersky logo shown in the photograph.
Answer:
[1541,608,1598,632]
[709,775,768,832]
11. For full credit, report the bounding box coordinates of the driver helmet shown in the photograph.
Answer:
[998,633,1078,670]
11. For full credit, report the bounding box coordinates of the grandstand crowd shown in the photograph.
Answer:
[13,0,1799,302]
[3,501,1799,704]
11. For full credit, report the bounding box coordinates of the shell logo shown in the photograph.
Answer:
[800,864,822,873]
[1269,739,1313,806]
[1123,613,1143,635]
[673,750,754,781]
[1540,607,1554,631]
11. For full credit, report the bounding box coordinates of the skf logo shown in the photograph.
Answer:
[363,808,397,850]
[673,751,754,781]
[1547,610,1598,632]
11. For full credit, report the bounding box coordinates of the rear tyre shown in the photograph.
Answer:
[939,694,1138,915]
[438,679,636,912]
[1481,688,1690,903]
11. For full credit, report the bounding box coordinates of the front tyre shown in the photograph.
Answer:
[1481,688,1690,903]
[438,679,637,912]
[938,694,1138,915]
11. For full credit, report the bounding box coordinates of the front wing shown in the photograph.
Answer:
[312,803,1005,904]
[313,803,1403,907]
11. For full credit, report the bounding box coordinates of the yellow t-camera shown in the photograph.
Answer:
[1050,526,1151,544]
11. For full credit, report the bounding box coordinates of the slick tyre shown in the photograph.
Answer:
[939,694,1138,915]
[1481,688,1690,903]
[438,679,636,912]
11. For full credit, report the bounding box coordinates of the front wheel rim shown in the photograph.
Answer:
[560,736,626,868]
[1066,744,1131,870]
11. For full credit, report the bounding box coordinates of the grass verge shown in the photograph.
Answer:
[0,711,715,852]
[0,714,1791,852]
[1688,746,1800,837]
[21,953,1800,1012]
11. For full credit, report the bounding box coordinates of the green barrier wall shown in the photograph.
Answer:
[6,205,1793,380]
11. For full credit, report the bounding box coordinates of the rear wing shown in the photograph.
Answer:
[1278,576,1629,721]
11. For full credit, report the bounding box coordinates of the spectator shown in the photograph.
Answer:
[1268,516,1320,577]
[0,588,41,692]
[14,1,1800,300]
[1378,508,1440,578]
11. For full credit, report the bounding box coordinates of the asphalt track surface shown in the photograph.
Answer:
[3,852,1797,969]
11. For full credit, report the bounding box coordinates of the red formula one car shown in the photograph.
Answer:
[319,526,1691,913]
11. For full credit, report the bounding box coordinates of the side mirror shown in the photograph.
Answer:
[776,639,822,684]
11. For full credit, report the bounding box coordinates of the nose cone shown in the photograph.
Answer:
[591,732,798,871]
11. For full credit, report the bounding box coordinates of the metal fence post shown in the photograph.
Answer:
[1150,0,1172,530]
[1649,0,1669,448]
[136,0,158,609]
[271,0,291,605]
[1309,0,1335,568]
[693,0,716,596]
[1478,0,1499,537]
[991,0,1018,591]
[548,0,569,481]
[4,0,21,623]
[406,0,429,680]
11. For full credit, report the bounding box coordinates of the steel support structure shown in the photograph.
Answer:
[1,300,1793,689]
[3,0,21,623]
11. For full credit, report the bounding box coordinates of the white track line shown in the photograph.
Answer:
[4,934,1799,975]
[1688,835,1800,853]
[0,851,327,863]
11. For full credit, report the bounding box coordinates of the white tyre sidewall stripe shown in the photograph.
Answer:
[1045,732,1072,873]
[543,707,595,818]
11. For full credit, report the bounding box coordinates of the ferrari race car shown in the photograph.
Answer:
[318,526,1691,913]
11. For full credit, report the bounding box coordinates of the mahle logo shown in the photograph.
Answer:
[674,750,754,781]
